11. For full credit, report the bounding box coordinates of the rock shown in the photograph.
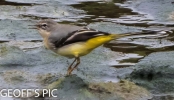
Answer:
[169,12,174,20]
[0,19,41,41]
[36,73,60,86]
[30,75,151,100]
[89,80,152,100]
[2,70,27,83]
[127,51,174,94]
[0,45,30,66]
[150,94,174,100]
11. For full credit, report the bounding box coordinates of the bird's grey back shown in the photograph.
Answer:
[52,24,82,36]
[48,24,82,48]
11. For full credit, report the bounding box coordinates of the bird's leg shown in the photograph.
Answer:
[67,57,80,75]
[67,58,77,75]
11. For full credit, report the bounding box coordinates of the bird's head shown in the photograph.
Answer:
[35,19,58,38]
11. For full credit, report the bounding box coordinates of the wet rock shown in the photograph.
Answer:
[151,94,174,100]
[21,75,104,99]
[169,12,174,20]
[30,75,151,100]
[7,41,42,50]
[127,51,174,94]
[0,19,41,41]
[0,45,30,66]
[0,5,30,20]
[0,44,65,89]
[89,80,152,100]
[36,73,61,86]
[2,70,26,83]
[47,75,99,100]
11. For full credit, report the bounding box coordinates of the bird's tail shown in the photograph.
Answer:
[110,31,156,39]
[109,33,137,40]
[109,33,131,39]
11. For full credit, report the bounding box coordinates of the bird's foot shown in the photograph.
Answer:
[65,71,72,77]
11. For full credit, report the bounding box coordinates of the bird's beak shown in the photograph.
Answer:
[28,25,38,29]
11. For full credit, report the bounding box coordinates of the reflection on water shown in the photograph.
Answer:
[71,1,138,24]
[104,30,174,66]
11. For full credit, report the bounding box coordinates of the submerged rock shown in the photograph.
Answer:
[128,51,174,94]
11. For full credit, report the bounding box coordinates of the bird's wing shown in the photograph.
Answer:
[50,28,110,48]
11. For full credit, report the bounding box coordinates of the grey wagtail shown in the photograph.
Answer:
[33,19,137,75]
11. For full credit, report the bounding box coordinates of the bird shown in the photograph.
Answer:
[33,19,135,75]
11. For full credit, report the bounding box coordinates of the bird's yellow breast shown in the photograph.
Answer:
[57,35,114,58]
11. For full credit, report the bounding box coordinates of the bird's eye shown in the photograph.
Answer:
[41,23,47,30]
[42,23,47,27]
